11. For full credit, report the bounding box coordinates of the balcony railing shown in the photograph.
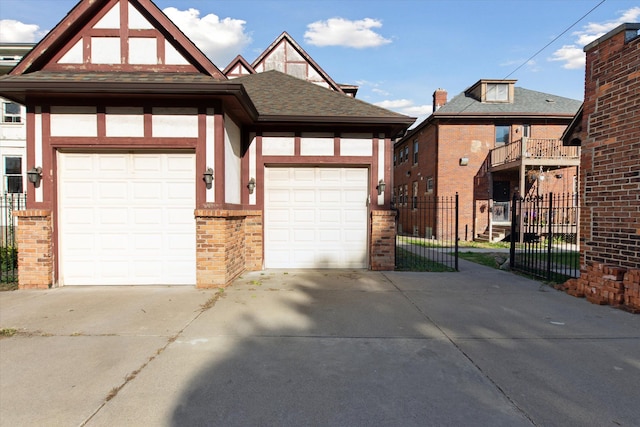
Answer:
[490,138,579,167]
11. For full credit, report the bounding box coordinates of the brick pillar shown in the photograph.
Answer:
[13,210,53,289]
[245,212,263,271]
[370,210,396,270]
[195,209,262,288]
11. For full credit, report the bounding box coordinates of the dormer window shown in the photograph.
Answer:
[486,83,509,102]
[465,79,515,103]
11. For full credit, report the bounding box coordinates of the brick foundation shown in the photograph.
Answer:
[370,210,396,270]
[13,210,53,289]
[195,209,262,288]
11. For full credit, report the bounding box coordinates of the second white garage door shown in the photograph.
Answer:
[264,167,369,268]
[58,152,196,285]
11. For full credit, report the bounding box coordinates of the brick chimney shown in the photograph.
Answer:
[433,88,447,112]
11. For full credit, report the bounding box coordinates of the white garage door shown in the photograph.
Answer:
[58,152,196,285]
[265,167,369,268]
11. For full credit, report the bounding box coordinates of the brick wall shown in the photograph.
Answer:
[370,210,396,270]
[571,24,640,310]
[13,210,53,289]
[195,209,263,288]
[582,25,640,269]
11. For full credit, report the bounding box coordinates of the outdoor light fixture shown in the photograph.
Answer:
[203,167,214,189]
[27,167,42,188]
[377,179,386,196]
[247,177,256,194]
[459,157,469,166]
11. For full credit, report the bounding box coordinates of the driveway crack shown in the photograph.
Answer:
[79,289,225,426]
[382,273,538,426]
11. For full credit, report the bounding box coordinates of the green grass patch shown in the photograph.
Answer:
[458,251,507,269]
[395,248,455,272]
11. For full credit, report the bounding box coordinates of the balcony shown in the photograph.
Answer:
[490,138,579,171]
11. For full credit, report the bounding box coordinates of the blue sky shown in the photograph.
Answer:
[1,0,639,121]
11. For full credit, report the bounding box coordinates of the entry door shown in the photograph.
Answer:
[264,167,369,268]
[493,181,510,223]
[58,152,196,285]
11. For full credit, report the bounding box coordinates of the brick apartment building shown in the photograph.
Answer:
[394,79,582,241]
[561,23,640,309]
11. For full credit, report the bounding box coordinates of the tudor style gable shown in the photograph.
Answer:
[250,32,352,94]
[11,0,225,78]
[223,55,255,79]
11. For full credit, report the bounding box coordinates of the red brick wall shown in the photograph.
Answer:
[195,209,263,288]
[14,210,53,289]
[370,210,396,270]
[581,27,640,271]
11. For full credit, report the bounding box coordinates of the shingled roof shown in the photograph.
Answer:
[435,87,582,117]
[233,70,414,125]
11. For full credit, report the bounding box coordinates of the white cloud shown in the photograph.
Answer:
[549,6,640,69]
[304,17,391,48]
[163,7,251,66]
[549,45,585,69]
[374,99,432,119]
[0,19,42,42]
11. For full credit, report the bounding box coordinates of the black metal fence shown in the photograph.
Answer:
[1,192,26,284]
[395,194,458,271]
[509,192,579,282]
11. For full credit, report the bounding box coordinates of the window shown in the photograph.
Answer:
[393,153,397,166]
[523,124,531,138]
[4,157,23,193]
[404,184,408,206]
[426,177,434,193]
[413,140,419,165]
[486,83,509,102]
[398,186,404,206]
[2,102,21,123]
[398,148,403,163]
[495,125,510,146]
[412,181,418,209]
[404,146,409,162]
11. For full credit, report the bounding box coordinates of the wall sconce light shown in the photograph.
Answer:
[203,167,214,189]
[459,157,469,166]
[27,167,42,188]
[377,179,386,196]
[247,177,256,194]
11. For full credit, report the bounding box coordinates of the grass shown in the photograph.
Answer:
[0,281,19,291]
[395,248,456,272]
[458,252,507,269]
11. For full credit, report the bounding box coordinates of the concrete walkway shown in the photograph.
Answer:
[1,262,638,426]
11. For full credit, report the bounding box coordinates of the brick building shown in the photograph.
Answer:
[561,23,640,308]
[394,79,581,242]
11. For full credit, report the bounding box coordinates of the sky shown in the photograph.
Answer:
[1,0,639,123]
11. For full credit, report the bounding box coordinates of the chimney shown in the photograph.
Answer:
[433,88,447,112]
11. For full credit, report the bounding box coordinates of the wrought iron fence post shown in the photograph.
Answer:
[546,192,554,281]
[509,193,518,269]
[455,192,459,271]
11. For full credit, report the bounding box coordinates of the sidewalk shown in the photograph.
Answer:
[1,265,638,426]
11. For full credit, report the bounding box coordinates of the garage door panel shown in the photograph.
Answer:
[98,181,128,200]
[59,152,195,285]
[265,167,368,269]
[66,182,94,199]
[293,169,315,181]
[293,189,315,203]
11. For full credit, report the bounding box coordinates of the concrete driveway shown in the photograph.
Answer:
[1,263,639,426]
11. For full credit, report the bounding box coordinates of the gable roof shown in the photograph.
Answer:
[251,32,346,94]
[434,87,582,117]
[10,0,225,78]
[223,55,256,78]
[233,70,413,131]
